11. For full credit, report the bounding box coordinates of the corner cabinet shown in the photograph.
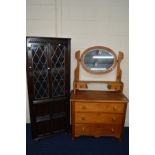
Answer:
[26,37,71,140]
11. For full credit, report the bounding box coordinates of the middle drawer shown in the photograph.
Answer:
[75,112,123,124]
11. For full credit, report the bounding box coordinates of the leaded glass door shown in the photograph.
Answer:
[28,42,50,100]
[27,38,52,139]
[50,39,70,98]
[27,37,71,140]
[49,39,70,134]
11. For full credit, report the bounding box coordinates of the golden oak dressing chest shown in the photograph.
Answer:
[71,90,128,139]
[71,46,128,139]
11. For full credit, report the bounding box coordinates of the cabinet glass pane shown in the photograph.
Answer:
[51,44,66,97]
[31,44,49,99]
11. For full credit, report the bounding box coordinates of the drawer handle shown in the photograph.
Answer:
[82,127,85,131]
[112,117,116,122]
[113,106,117,111]
[111,128,115,133]
[81,117,85,121]
[82,106,86,110]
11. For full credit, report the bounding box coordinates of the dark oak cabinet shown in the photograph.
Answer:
[26,37,71,140]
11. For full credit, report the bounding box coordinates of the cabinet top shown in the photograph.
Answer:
[70,90,128,103]
[26,36,71,40]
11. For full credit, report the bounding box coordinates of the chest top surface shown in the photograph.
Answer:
[71,90,128,103]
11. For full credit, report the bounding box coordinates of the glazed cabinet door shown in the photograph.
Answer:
[49,39,70,133]
[26,37,70,140]
[27,37,52,139]
[27,38,51,101]
[50,39,70,98]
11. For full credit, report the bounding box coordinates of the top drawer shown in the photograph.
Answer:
[74,102,125,113]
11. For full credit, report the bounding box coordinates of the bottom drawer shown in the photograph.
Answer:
[74,124,122,138]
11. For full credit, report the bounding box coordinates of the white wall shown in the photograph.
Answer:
[26,0,129,126]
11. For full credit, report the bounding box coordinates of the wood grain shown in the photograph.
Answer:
[74,102,125,113]
[75,113,123,124]
[71,91,128,139]
[74,124,122,139]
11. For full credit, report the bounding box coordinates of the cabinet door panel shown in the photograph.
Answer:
[27,38,51,100]
[35,120,51,136]
[31,43,50,100]
[50,39,70,97]
[50,99,70,132]
[27,37,70,140]
[52,117,66,132]
[33,102,50,116]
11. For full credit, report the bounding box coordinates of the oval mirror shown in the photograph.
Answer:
[81,46,117,74]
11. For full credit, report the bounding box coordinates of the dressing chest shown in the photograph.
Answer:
[71,90,128,139]
[71,46,128,139]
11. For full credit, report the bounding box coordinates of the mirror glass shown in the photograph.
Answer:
[81,46,117,74]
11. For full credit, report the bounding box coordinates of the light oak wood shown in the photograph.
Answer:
[71,90,128,103]
[80,46,117,75]
[116,52,124,82]
[72,46,128,140]
[74,50,80,81]
[74,102,125,113]
[71,91,128,139]
[73,48,124,94]
[74,124,122,138]
[107,82,123,91]
[74,82,88,89]
[75,113,124,124]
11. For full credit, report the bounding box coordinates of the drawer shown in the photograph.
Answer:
[74,124,122,138]
[75,113,123,124]
[74,102,124,113]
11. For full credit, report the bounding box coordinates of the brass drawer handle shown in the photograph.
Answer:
[82,106,86,110]
[81,117,85,121]
[113,106,117,111]
[82,127,85,131]
[112,117,116,122]
[111,128,115,133]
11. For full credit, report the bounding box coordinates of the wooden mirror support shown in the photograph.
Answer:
[71,46,128,140]
[73,46,124,94]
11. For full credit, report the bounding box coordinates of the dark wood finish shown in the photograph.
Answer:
[71,91,128,139]
[26,37,71,140]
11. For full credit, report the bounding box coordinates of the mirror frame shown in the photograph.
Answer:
[80,46,117,74]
